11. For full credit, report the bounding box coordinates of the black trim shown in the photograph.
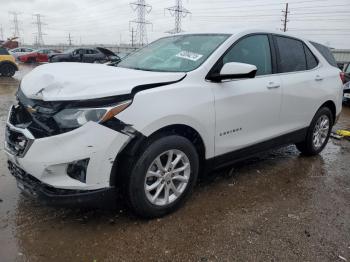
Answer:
[205,128,308,171]
[207,69,257,82]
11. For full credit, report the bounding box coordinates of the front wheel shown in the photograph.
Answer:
[126,135,199,218]
[296,107,333,156]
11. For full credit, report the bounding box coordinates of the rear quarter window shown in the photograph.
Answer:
[310,41,338,68]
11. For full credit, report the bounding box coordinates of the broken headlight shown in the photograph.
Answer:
[53,101,131,129]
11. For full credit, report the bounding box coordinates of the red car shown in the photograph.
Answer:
[18,49,61,63]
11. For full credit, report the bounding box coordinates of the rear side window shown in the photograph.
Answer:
[275,36,306,73]
[304,45,318,70]
[0,48,9,55]
[311,41,337,68]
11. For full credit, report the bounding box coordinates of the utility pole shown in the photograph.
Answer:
[130,27,135,47]
[129,0,152,46]
[68,33,73,46]
[33,14,46,46]
[165,0,191,34]
[281,3,289,32]
[9,11,21,40]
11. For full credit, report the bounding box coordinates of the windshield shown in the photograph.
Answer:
[118,34,230,72]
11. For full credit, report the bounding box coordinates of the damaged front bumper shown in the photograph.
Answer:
[8,161,116,205]
[5,104,131,203]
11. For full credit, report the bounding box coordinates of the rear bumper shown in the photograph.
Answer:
[8,161,116,206]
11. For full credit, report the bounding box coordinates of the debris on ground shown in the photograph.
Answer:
[331,132,343,140]
[339,255,347,261]
[336,130,350,137]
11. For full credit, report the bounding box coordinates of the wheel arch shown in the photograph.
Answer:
[0,60,18,71]
[110,124,207,187]
[319,100,336,124]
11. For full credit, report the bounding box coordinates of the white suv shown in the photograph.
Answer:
[5,29,343,218]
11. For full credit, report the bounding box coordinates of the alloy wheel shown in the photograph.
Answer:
[144,149,191,206]
[312,115,330,149]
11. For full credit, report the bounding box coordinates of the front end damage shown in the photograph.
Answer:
[5,90,138,205]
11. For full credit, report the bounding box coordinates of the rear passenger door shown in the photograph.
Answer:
[273,35,321,133]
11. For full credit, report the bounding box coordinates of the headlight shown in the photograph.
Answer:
[53,100,131,128]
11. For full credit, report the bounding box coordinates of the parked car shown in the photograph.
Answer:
[5,29,343,218]
[344,82,350,104]
[18,49,61,63]
[49,47,120,63]
[9,47,35,59]
[0,47,18,77]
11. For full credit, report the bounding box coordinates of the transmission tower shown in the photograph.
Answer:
[33,14,46,46]
[129,0,152,46]
[281,3,290,32]
[68,33,73,46]
[9,11,21,39]
[165,0,191,34]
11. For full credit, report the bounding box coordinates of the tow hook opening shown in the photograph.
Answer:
[66,158,90,183]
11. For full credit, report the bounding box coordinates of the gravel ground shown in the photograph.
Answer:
[0,64,349,262]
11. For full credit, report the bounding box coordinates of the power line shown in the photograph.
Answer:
[129,0,152,46]
[165,0,191,34]
[281,3,289,32]
[33,14,46,46]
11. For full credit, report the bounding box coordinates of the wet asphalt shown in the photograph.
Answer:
[0,64,349,262]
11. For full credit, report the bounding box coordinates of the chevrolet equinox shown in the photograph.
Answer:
[5,29,343,218]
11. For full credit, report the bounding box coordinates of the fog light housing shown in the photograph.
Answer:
[66,158,90,183]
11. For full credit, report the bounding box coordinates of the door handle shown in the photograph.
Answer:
[315,75,324,81]
[267,82,280,89]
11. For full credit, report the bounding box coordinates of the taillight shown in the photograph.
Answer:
[340,72,346,84]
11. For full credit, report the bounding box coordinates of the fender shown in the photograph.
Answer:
[0,60,18,71]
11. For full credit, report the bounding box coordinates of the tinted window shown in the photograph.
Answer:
[304,45,318,69]
[311,41,338,68]
[275,36,306,73]
[221,35,272,76]
[0,48,9,55]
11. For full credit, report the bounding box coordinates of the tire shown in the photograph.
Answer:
[296,107,333,156]
[125,135,199,218]
[27,57,36,63]
[0,64,16,77]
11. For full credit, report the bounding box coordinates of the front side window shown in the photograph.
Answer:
[118,34,230,72]
[275,36,307,73]
[220,34,272,76]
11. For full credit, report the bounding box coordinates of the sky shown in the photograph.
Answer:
[1,0,350,48]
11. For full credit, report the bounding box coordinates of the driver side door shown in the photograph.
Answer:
[210,34,283,160]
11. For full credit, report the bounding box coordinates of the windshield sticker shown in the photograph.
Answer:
[176,51,203,61]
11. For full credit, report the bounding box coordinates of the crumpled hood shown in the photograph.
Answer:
[20,63,186,101]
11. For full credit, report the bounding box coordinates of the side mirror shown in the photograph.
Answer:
[208,62,257,82]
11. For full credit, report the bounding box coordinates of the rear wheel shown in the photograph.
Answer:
[125,135,199,218]
[0,64,16,77]
[296,107,333,156]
